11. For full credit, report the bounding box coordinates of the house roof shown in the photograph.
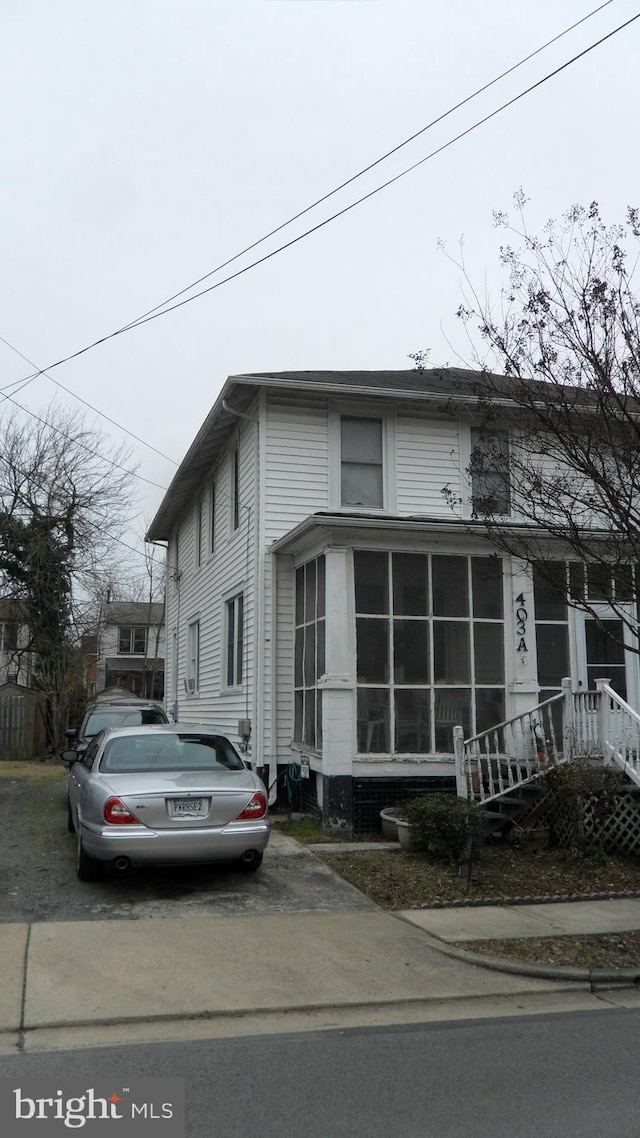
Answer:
[268,510,619,556]
[103,602,165,626]
[145,367,500,541]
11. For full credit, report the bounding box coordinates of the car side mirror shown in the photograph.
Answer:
[61,750,79,766]
[65,728,77,740]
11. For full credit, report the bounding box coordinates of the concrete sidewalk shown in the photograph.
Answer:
[398,897,640,943]
[0,910,588,1045]
[3,896,640,1054]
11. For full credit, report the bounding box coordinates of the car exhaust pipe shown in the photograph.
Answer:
[241,849,258,865]
[113,856,130,871]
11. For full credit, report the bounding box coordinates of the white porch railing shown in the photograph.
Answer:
[453,690,566,805]
[453,676,640,804]
[594,678,640,789]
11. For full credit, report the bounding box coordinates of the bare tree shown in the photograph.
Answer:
[0,403,138,745]
[432,195,640,649]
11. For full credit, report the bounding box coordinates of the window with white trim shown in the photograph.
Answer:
[209,481,216,554]
[226,594,243,687]
[341,417,383,508]
[354,551,505,754]
[195,496,204,567]
[293,555,326,750]
[186,620,200,693]
[232,447,240,531]
[470,428,511,516]
[118,627,147,655]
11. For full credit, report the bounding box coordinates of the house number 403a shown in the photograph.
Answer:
[515,592,528,656]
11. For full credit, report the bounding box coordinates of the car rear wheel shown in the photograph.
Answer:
[67,800,75,834]
[77,832,105,881]
[235,849,263,872]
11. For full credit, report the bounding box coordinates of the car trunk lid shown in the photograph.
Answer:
[101,770,260,828]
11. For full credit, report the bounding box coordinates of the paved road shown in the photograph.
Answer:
[2,1006,640,1137]
[0,769,374,921]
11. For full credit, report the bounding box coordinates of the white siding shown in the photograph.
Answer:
[396,414,462,516]
[264,394,329,544]
[262,395,330,762]
[168,414,259,752]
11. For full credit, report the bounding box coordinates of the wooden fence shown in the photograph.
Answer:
[0,683,47,760]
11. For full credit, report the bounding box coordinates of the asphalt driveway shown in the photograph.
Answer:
[0,764,375,922]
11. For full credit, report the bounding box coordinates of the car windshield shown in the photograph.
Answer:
[99,733,246,773]
[83,708,166,736]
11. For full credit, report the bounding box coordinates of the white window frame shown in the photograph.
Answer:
[209,480,216,555]
[194,496,204,568]
[461,422,511,519]
[224,592,244,690]
[186,618,200,695]
[329,402,396,512]
[118,626,148,655]
[231,445,240,532]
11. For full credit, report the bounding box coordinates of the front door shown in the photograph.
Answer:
[575,608,639,709]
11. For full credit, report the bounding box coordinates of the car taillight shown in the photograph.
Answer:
[235,792,267,820]
[104,797,141,825]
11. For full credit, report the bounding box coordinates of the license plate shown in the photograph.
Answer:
[171,797,206,817]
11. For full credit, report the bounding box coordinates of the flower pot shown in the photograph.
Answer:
[396,818,414,851]
[380,807,405,841]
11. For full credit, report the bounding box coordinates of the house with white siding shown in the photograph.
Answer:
[94,602,165,700]
[146,370,640,836]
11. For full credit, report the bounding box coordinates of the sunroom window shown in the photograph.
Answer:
[354,552,505,754]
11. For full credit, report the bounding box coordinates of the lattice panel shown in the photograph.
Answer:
[541,790,640,856]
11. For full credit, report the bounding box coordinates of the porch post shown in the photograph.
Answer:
[507,560,540,721]
[319,547,355,836]
[561,676,573,759]
[453,726,467,798]
[595,677,611,760]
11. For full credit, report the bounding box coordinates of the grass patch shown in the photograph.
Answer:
[271,814,325,843]
[0,760,64,781]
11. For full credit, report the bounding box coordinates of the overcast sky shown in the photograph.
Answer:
[2,0,638,571]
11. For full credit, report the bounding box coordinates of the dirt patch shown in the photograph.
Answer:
[317,844,640,969]
[465,931,640,970]
[318,846,640,909]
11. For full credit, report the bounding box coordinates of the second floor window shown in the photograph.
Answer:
[232,447,240,531]
[341,417,383,508]
[226,594,244,687]
[118,627,147,655]
[0,622,18,652]
[470,428,511,517]
[195,497,204,567]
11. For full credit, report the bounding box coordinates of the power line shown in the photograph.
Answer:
[0,388,169,492]
[110,0,618,334]
[62,9,640,337]
[4,4,629,393]
[0,333,179,465]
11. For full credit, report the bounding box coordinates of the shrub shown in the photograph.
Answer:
[542,760,626,853]
[406,793,485,860]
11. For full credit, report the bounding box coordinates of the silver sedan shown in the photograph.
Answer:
[64,724,270,880]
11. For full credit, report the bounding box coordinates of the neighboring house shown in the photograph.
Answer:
[0,598,33,687]
[145,369,640,836]
[95,602,165,700]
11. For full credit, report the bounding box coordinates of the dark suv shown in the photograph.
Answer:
[66,697,169,756]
